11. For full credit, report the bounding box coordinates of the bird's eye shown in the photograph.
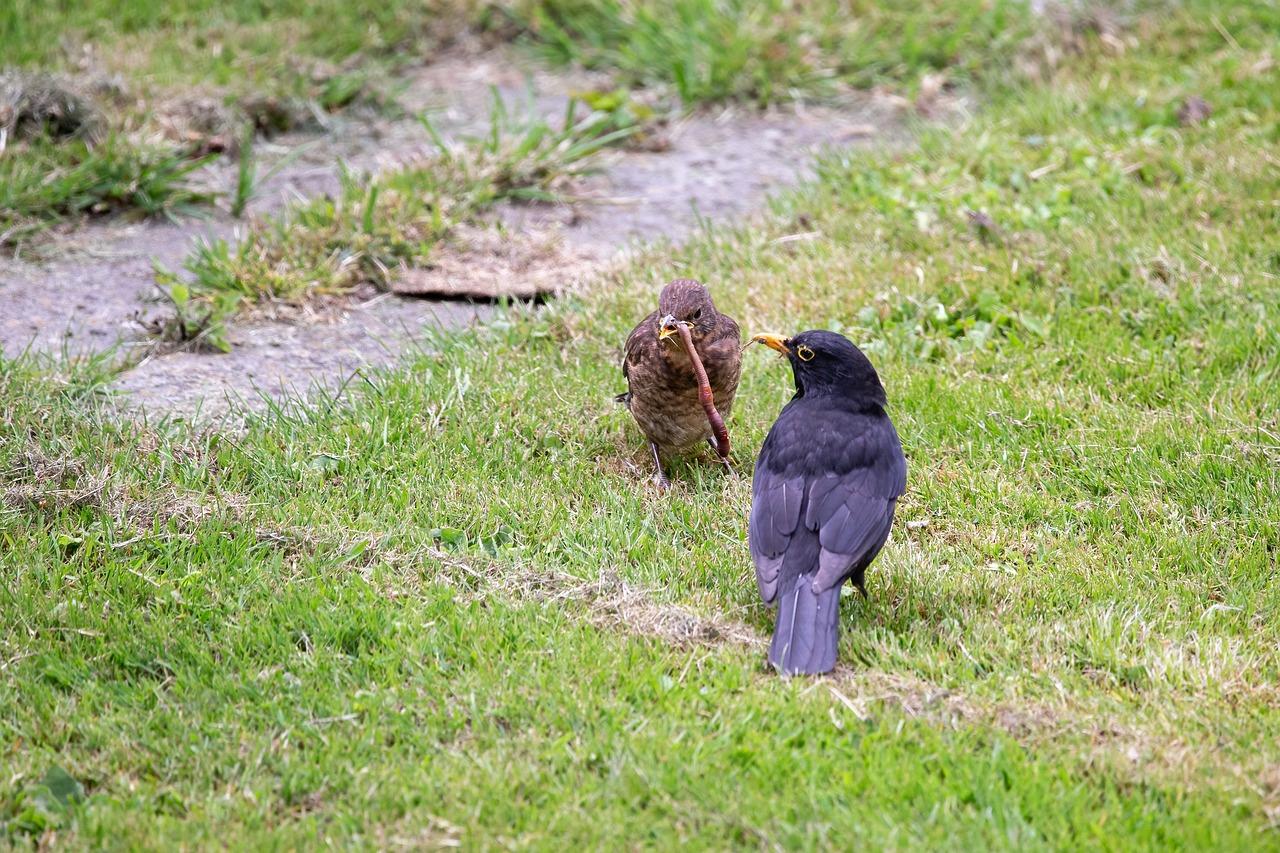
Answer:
[691,308,702,321]
[797,345,815,362]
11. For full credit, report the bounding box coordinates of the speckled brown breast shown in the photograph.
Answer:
[621,312,742,453]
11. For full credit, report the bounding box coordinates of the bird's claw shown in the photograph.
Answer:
[650,442,670,490]
[706,438,734,476]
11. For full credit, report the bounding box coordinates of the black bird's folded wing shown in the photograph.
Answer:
[750,404,906,601]
[748,469,805,602]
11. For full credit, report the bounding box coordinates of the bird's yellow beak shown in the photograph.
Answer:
[657,314,684,343]
[751,333,791,355]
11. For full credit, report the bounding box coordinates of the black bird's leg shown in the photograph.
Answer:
[650,442,670,489]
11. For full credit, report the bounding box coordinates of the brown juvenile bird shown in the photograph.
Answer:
[617,279,742,487]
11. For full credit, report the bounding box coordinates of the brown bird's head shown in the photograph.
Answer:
[655,279,718,345]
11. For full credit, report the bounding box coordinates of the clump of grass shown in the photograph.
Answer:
[512,0,1031,105]
[573,87,670,150]
[0,70,103,142]
[0,72,216,252]
[0,134,215,252]
[229,126,259,219]
[432,91,637,201]
[156,93,633,344]
[146,279,242,353]
[228,125,316,218]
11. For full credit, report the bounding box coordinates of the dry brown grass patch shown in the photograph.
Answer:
[0,71,104,144]
[2,443,247,536]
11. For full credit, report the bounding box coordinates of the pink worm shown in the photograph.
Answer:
[675,322,730,460]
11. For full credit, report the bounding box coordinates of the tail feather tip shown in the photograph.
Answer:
[768,576,840,676]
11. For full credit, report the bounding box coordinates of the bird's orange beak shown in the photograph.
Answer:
[751,333,791,355]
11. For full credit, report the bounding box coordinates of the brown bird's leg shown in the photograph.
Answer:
[650,441,670,489]
[707,438,734,475]
[674,323,731,466]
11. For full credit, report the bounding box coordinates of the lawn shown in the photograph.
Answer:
[3,0,1280,847]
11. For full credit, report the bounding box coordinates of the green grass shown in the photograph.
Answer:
[0,134,215,253]
[0,0,490,89]
[514,0,1032,104]
[3,0,1021,105]
[4,0,1280,847]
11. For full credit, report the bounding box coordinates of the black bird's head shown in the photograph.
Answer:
[656,279,717,345]
[751,330,888,406]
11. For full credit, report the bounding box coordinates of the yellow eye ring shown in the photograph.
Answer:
[796,344,815,362]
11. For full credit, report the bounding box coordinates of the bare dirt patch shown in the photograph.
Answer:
[0,44,914,421]
[458,562,768,650]
[389,224,594,300]
[112,295,491,421]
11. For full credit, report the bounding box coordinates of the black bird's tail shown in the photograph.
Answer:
[769,573,840,676]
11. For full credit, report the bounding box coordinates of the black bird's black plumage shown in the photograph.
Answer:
[749,331,906,675]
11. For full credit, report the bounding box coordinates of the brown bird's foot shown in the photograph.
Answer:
[650,442,671,490]
[707,438,735,476]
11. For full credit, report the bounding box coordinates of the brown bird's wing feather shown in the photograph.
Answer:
[618,310,660,404]
[699,314,742,414]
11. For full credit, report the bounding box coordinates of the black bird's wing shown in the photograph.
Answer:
[749,400,906,602]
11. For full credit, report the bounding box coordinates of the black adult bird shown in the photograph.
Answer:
[749,331,907,675]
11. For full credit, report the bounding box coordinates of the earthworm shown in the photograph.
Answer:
[674,322,731,462]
